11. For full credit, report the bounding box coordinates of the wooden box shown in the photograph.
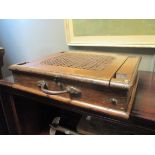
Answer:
[9,51,141,119]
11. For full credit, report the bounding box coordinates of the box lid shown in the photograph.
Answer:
[9,51,141,89]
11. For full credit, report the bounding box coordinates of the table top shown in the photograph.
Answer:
[0,71,155,122]
[132,71,155,121]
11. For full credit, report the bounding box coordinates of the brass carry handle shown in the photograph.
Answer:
[37,80,81,95]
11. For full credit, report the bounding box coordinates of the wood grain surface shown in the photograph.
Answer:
[8,51,141,119]
[9,51,141,88]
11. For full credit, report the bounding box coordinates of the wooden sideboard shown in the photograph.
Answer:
[0,71,155,135]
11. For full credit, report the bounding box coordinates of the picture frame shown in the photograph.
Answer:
[64,19,155,48]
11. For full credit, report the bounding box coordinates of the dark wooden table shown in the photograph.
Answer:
[0,71,155,134]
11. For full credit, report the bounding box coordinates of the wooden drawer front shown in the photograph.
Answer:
[12,71,130,119]
[77,115,155,135]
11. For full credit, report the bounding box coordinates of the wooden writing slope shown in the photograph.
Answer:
[9,51,141,119]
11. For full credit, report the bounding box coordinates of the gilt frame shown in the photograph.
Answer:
[64,19,155,48]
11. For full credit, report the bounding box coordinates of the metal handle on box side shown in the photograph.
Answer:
[37,80,81,95]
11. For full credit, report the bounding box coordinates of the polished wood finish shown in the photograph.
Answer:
[8,51,141,119]
[132,71,155,121]
[10,71,131,118]
[0,71,155,134]
[9,51,140,88]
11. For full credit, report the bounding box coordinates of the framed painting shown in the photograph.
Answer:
[64,19,155,48]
